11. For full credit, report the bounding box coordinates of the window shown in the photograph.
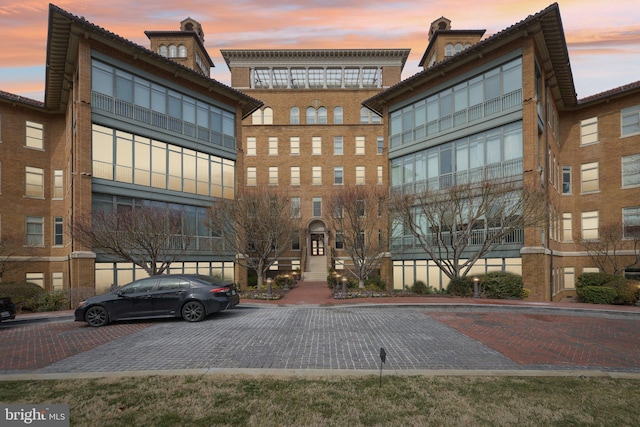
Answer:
[168,44,177,57]
[360,107,382,124]
[334,137,343,155]
[25,166,44,198]
[25,273,44,288]
[318,107,327,124]
[312,137,322,155]
[355,166,365,185]
[445,44,453,57]
[52,272,64,291]
[25,121,43,149]
[53,170,64,199]
[306,107,316,124]
[581,162,599,193]
[623,207,640,239]
[377,166,383,185]
[292,232,300,250]
[312,197,322,217]
[290,167,300,186]
[263,107,273,125]
[622,154,640,187]
[621,105,640,137]
[581,211,599,240]
[158,45,168,56]
[26,216,44,246]
[312,167,322,185]
[335,231,344,249]
[290,107,300,125]
[291,197,300,218]
[355,137,365,155]
[334,107,343,124]
[268,167,278,185]
[564,267,575,290]
[268,137,278,156]
[377,136,384,155]
[53,217,63,246]
[562,166,571,194]
[178,45,187,57]
[562,213,572,241]
[247,167,256,186]
[334,167,343,185]
[580,117,598,145]
[246,137,256,156]
[290,137,300,155]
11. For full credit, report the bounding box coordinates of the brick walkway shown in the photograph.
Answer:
[1,280,639,375]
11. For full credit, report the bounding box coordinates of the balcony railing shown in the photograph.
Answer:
[92,91,235,150]
[390,89,522,148]
[391,227,524,251]
[392,158,523,196]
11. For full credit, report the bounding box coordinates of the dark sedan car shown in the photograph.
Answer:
[1,297,17,323]
[75,274,239,327]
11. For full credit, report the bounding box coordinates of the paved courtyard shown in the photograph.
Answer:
[2,304,639,376]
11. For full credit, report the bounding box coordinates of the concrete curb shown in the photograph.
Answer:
[2,368,640,382]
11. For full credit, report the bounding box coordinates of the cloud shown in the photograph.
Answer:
[1,0,639,99]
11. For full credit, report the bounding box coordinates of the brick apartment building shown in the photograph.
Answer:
[220,48,409,286]
[0,3,638,301]
[0,4,261,293]
[364,4,640,300]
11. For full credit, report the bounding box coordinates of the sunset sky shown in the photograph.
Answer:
[1,0,638,101]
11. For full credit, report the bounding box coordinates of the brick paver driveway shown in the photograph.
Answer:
[1,305,638,375]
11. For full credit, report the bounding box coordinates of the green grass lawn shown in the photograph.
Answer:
[1,375,639,426]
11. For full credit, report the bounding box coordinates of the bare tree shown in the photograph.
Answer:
[71,204,194,276]
[207,187,300,289]
[390,178,547,280]
[0,238,23,280]
[575,222,640,276]
[325,185,389,289]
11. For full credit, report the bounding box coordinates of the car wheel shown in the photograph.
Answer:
[85,305,109,327]
[181,301,205,322]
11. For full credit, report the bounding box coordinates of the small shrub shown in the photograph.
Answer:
[605,278,640,305]
[576,285,617,304]
[365,276,387,291]
[412,281,430,295]
[481,272,525,299]
[576,272,617,288]
[32,291,68,312]
[447,277,473,296]
[0,282,47,312]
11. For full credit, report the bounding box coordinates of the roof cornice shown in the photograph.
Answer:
[221,49,411,70]
[44,4,262,117]
[363,3,577,114]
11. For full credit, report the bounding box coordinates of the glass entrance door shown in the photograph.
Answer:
[310,233,325,256]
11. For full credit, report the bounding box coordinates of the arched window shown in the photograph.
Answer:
[158,45,168,57]
[168,45,177,58]
[318,107,327,124]
[306,107,316,125]
[334,107,343,124]
[252,109,262,125]
[178,45,187,57]
[290,107,300,124]
[464,43,471,50]
[445,44,453,57]
[455,43,462,53]
[263,107,273,125]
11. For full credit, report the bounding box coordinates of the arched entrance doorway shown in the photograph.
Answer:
[305,220,328,280]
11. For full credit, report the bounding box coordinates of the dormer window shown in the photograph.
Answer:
[445,44,453,57]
